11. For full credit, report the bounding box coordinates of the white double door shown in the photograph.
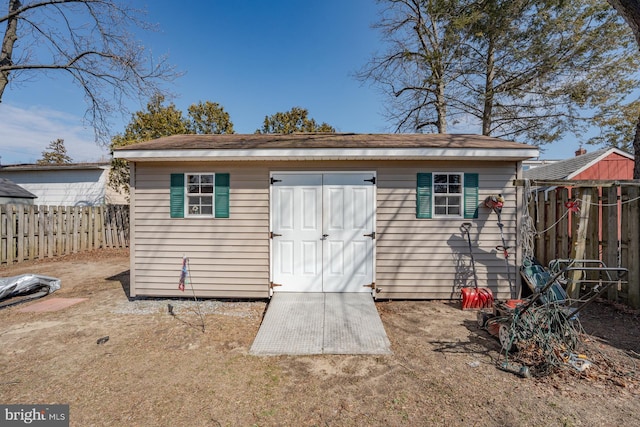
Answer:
[271,173,375,293]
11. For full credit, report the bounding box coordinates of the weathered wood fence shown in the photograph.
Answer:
[527,182,640,308]
[1,204,129,265]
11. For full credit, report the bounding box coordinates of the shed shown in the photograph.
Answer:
[0,162,127,206]
[113,133,538,300]
[0,178,37,205]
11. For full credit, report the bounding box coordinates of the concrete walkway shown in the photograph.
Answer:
[250,293,392,356]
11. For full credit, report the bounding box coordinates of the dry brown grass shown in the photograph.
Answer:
[1,249,638,426]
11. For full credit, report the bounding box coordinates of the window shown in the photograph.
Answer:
[187,173,214,216]
[416,172,478,219]
[170,173,230,219]
[433,173,462,217]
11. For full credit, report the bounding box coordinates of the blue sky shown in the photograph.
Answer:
[1,0,587,165]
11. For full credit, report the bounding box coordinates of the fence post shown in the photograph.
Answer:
[567,187,594,298]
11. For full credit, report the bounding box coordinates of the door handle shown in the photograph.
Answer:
[321,234,329,240]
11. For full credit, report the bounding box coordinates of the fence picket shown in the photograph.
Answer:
[603,187,619,302]
[558,189,570,260]
[104,205,113,248]
[27,205,35,259]
[38,206,45,259]
[16,205,24,262]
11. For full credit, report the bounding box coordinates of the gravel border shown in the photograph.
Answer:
[111,297,266,318]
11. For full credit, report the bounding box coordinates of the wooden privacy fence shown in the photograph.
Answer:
[525,181,640,308]
[1,204,129,265]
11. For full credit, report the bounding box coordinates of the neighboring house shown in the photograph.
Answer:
[113,133,538,300]
[523,147,634,181]
[0,162,127,206]
[0,178,38,205]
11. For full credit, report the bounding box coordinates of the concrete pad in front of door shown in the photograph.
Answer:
[250,293,392,356]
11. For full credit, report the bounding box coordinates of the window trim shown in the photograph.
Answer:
[431,171,464,219]
[185,172,215,218]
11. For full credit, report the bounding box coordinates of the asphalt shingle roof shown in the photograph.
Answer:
[114,133,534,151]
[0,162,109,171]
[0,178,37,199]
[523,148,625,180]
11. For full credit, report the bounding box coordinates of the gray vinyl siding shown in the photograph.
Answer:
[128,160,519,300]
[130,162,270,298]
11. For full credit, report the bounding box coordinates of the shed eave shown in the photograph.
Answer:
[113,147,539,162]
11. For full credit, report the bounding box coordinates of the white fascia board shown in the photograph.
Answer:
[114,147,540,161]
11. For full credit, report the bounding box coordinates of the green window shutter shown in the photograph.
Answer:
[416,173,432,219]
[215,173,230,218]
[170,173,185,218]
[464,173,479,219]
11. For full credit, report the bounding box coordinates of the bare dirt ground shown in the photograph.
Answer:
[1,249,639,426]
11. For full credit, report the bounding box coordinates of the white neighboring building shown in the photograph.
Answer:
[0,163,127,206]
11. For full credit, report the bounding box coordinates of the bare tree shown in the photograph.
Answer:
[0,0,178,144]
[361,0,639,148]
[357,0,467,133]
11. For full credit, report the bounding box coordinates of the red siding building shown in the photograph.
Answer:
[524,147,634,181]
